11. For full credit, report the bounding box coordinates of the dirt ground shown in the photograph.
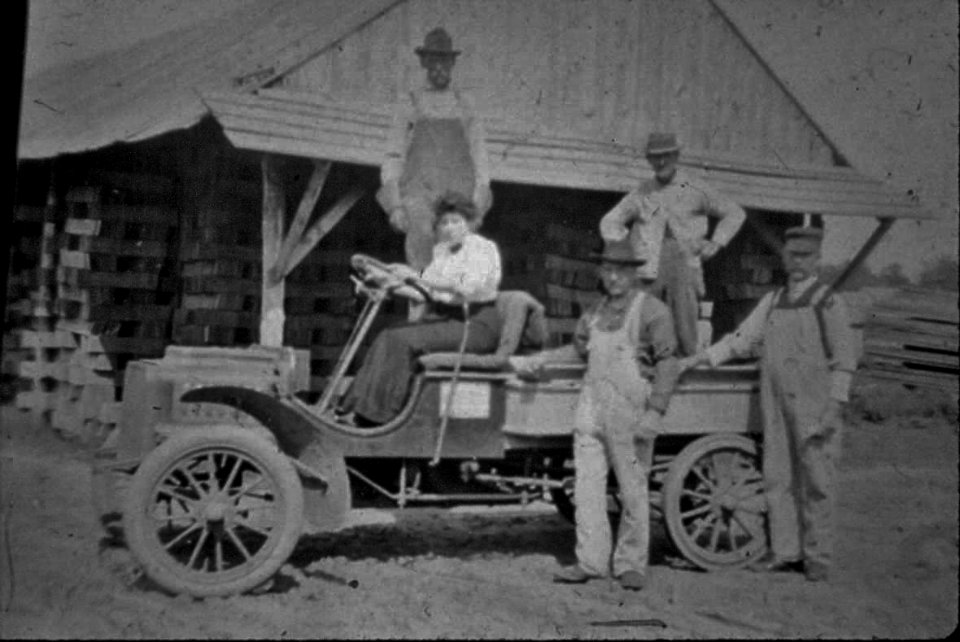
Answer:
[0,397,957,639]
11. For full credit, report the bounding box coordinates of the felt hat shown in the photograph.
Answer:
[784,225,824,253]
[645,132,681,156]
[589,238,647,265]
[415,28,460,57]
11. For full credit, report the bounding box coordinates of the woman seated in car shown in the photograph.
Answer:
[335,191,502,427]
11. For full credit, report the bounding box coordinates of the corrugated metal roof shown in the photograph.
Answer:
[205,88,927,219]
[17,0,404,159]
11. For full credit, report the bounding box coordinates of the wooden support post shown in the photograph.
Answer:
[268,160,331,284]
[260,155,286,347]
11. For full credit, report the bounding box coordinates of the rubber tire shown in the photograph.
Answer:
[123,426,304,597]
[662,433,768,571]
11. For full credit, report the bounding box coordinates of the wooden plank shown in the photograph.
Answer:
[864,348,959,369]
[866,314,960,338]
[260,154,286,347]
[15,389,59,412]
[269,159,331,284]
[180,241,261,261]
[64,218,102,236]
[95,204,178,225]
[56,266,160,290]
[859,368,958,390]
[280,189,364,281]
[79,335,166,356]
[865,331,959,353]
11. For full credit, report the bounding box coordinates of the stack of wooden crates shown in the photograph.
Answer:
[4,175,179,443]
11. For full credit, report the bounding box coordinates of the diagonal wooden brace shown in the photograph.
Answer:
[268,160,331,284]
[275,189,364,283]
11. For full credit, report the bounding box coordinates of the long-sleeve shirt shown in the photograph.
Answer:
[421,233,501,304]
[705,276,857,401]
[599,169,746,280]
[379,87,492,215]
[568,290,680,413]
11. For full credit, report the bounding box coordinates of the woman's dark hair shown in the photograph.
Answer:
[433,191,479,222]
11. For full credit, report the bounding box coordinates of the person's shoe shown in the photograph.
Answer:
[552,565,600,584]
[804,561,830,582]
[748,552,804,573]
[617,570,646,591]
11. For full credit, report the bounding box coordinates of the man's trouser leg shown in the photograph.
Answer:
[799,415,841,568]
[573,429,612,577]
[761,384,803,562]
[402,195,436,272]
[656,238,699,357]
[610,431,653,577]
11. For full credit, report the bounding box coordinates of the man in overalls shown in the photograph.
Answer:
[377,28,493,273]
[511,239,680,591]
[680,226,856,582]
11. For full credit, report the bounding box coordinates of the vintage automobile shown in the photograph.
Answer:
[92,253,767,597]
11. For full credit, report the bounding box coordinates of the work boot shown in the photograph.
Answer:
[552,565,600,584]
[748,552,804,573]
[804,561,829,582]
[617,570,646,591]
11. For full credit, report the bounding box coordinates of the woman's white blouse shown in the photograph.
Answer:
[421,233,501,304]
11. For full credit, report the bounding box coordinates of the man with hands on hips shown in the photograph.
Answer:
[678,225,856,582]
[511,238,680,591]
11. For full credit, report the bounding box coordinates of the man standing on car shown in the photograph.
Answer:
[511,238,679,591]
[679,225,856,582]
[377,28,493,274]
[599,132,746,356]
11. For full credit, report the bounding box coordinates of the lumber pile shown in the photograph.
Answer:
[174,237,262,346]
[2,204,56,410]
[860,287,959,391]
[54,185,176,440]
[3,176,180,443]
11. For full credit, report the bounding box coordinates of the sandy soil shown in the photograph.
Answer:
[0,404,957,639]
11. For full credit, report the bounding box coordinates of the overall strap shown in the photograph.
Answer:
[809,284,835,360]
[769,282,834,359]
[623,291,647,342]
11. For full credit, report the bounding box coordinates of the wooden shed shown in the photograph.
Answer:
[8,0,927,442]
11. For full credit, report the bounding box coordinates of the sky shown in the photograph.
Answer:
[20,0,960,280]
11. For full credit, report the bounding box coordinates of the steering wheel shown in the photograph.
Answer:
[350,254,433,302]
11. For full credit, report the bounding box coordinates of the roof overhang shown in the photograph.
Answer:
[204,87,930,220]
[16,0,404,160]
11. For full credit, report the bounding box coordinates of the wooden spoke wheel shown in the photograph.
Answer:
[662,434,768,570]
[123,426,304,597]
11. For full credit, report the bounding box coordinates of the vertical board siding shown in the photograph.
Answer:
[280,0,836,167]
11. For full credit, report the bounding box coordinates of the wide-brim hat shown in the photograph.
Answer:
[784,225,823,253]
[645,132,681,156]
[589,238,647,265]
[415,28,460,57]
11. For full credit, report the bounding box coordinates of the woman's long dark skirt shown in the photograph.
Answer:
[341,304,499,424]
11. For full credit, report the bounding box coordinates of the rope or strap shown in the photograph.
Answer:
[430,302,471,466]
